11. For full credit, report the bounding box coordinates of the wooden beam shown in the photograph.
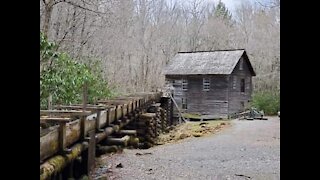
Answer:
[40,110,92,116]
[40,117,72,123]
[72,104,106,107]
[116,130,137,136]
[54,105,107,110]
[58,122,67,152]
[105,135,130,146]
[97,99,129,106]
[81,83,88,139]
[40,143,86,180]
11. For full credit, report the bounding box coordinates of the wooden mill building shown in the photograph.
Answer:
[164,49,256,119]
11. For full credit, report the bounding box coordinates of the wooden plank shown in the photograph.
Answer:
[54,105,107,110]
[95,111,101,131]
[40,117,72,122]
[40,110,92,116]
[59,122,67,151]
[72,104,106,107]
[97,99,129,106]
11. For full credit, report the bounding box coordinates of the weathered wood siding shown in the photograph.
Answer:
[228,57,253,114]
[166,75,229,118]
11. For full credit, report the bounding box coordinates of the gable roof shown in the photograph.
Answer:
[164,49,256,76]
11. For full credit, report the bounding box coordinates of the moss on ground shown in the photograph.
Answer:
[182,113,202,119]
[156,120,230,145]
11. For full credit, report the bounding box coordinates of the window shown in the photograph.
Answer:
[241,79,245,93]
[182,79,188,91]
[182,98,187,109]
[232,76,237,89]
[246,77,251,90]
[239,58,244,70]
[203,78,210,91]
[173,80,179,86]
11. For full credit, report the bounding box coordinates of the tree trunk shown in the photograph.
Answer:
[42,0,54,37]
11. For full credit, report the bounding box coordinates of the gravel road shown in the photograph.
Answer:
[94,116,280,180]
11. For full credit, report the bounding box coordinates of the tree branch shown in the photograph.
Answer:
[54,0,107,14]
[52,0,64,6]
[255,0,279,8]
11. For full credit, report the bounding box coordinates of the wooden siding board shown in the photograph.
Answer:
[167,75,229,117]
[228,58,253,114]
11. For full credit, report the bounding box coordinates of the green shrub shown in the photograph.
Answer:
[251,90,280,115]
[40,33,113,109]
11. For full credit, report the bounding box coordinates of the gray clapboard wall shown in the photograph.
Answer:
[164,49,256,118]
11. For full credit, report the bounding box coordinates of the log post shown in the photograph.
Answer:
[121,105,124,120]
[80,83,88,139]
[106,108,110,126]
[82,130,96,176]
[105,135,130,146]
[67,160,74,179]
[116,130,137,136]
[114,106,118,124]
[58,121,69,154]
[95,110,101,132]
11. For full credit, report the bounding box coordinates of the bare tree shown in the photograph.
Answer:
[40,0,280,94]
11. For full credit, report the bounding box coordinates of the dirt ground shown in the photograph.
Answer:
[93,116,280,180]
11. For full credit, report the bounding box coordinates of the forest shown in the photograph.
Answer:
[40,0,280,114]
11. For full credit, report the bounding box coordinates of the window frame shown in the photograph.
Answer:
[232,76,237,90]
[182,78,188,91]
[203,78,210,91]
[182,98,188,109]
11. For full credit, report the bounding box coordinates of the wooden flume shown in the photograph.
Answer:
[40,92,171,179]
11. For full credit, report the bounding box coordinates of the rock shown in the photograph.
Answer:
[199,122,209,126]
[116,163,123,168]
[192,133,202,137]
[179,133,189,139]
